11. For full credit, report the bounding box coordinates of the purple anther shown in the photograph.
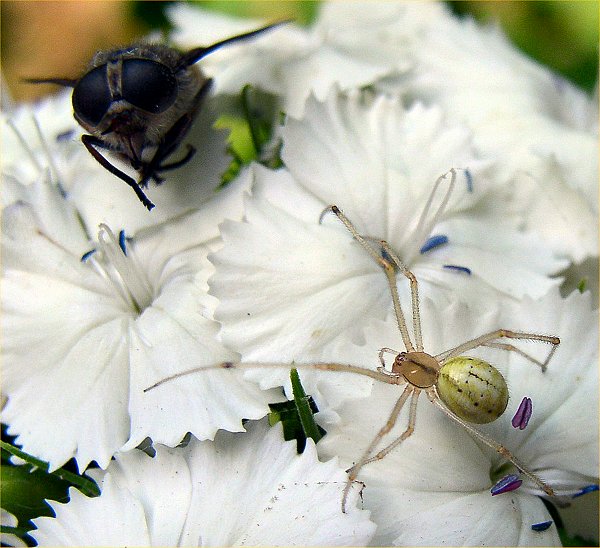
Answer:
[531,520,553,532]
[420,234,449,254]
[491,474,522,496]
[118,230,127,255]
[443,264,472,275]
[512,397,533,430]
[573,484,599,498]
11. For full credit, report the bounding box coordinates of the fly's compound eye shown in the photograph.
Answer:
[121,59,178,114]
[72,65,113,126]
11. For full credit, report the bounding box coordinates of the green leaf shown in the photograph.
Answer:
[268,372,326,452]
[0,440,99,498]
[1,464,69,524]
[290,368,324,447]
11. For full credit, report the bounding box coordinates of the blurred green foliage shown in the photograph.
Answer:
[448,1,598,91]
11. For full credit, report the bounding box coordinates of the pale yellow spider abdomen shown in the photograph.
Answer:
[437,356,509,424]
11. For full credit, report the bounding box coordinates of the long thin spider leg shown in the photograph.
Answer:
[427,389,555,497]
[435,329,560,372]
[360,388,420,467]
[322,205,415,352]
[480,342,548,370]
[342,385,413,513]
[378,240,423,352]
[412,168,457,251]
[144,360,403,392]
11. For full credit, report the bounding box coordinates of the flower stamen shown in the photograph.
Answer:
[419,234,449,254]
[491,474,522,495]
[443,264,472,275]
[531,520,552,532]
[573,484,599,498]
[90,224,153,313]
[512,397,533,430]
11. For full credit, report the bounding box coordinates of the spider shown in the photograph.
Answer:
[146,179,560,512]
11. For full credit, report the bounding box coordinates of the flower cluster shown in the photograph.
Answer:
[1,2,597,546]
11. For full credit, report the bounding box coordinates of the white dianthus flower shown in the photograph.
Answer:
[209,91,567,388]
[316,289,598,546]
[30,422,376,546]
[169,2,446,117]
[1,171,273,471]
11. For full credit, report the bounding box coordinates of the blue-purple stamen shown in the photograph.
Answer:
[512,397,532,430]
[119,230,127,256]
[573,484,599,498]
[420,234,449,254]
[531,520,552,532]
[465,169,473,192]
[491,474,522,495]
[443,264,472,275]
[81,249,96,262]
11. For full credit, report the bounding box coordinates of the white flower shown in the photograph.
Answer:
[1,171,274,471]
[169,2,446,117]
[374,3,598,215]
[484,155,598,264]
[208,92,567,396]
[31,421,376,546]
[316,288,598,546]
[1,89,232,233]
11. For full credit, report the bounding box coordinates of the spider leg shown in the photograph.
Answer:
[144,360,402,392]
[359,388,420,467]
[322,205,415,352]
[435,329,560,372]
[480,341,549,370]
[342,384,413,513]
[427,388,555,497]
[378,240,423,351]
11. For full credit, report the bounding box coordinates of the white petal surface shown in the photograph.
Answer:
[32,477,152,546]
[32,422,376,546]
[485,155,598,264]
[377,5,598,215]
[2,174,273,471]
[178,421,375,546]
[316,290,597,545]
[169,4,409,117]
[210,91,566,394]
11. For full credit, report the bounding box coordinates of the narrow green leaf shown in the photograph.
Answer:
[0,440,99,497]
[241,84,261,156]
[291,368,324,446]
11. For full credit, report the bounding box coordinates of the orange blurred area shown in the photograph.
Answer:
[2,1,140,102]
